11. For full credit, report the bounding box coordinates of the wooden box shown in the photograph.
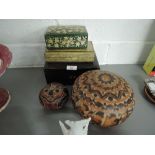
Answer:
[45,25,88,49]
[44,41,95,62]
[44,55,100,85]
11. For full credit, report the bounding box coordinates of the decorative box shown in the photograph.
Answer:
[44,55,100,85]
[44,41,95,62]
[45,25,88,49]
[144,85,155,104]
[143,44,155,75]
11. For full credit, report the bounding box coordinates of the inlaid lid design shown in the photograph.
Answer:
[46,25,87,35]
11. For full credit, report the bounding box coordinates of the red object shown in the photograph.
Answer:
[39,83,69,110]
[0,88,11,112]
[149,71,155,76]
[0,44,12,112]
[0,44,12,77]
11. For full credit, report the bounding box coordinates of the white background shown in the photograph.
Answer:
[0,19,155,67]
[0,0,155,154]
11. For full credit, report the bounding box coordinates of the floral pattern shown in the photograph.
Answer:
[46,35,88,49]
[45,26,88,49]
[46,25,87,34]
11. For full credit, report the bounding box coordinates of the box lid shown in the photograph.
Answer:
[45,25,88,36]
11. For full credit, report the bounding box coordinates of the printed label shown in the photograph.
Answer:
[66,65,77,70]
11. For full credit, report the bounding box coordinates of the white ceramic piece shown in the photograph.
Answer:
[59,117,91,135]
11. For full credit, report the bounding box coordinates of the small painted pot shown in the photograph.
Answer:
[39,83,69,110]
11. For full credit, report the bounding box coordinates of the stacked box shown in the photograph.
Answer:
[44,55,100,85]
[45,25,88,49]
[43,25,100,85]
[44,41,95,62]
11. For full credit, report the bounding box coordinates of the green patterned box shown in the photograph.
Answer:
[45,25,88,49]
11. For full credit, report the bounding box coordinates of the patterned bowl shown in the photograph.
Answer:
[72,70,135,128]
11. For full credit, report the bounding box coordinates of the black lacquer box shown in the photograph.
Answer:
[44,55,100,85]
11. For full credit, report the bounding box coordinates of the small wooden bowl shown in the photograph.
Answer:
[144,86,155,104]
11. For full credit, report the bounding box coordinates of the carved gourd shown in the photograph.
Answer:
[72,70,135,128]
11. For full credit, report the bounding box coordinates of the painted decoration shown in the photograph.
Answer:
[39,83,69,110]
[45,25,88,49]
[72,70,135,128]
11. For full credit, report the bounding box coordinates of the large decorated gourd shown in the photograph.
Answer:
[72,70,135,128]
